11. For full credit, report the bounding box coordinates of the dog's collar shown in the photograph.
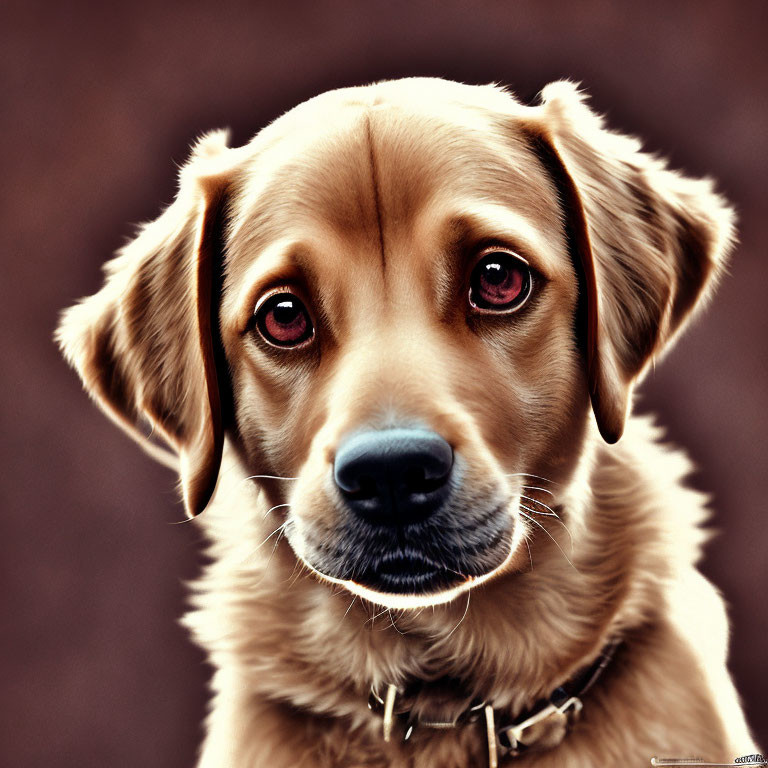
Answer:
[368,640,620,767]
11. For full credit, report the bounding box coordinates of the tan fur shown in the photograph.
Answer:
[57,78,756,766]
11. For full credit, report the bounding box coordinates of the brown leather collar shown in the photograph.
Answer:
[368,640,621,766]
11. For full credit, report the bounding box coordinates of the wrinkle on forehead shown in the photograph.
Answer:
[364,104,553,230]
[227,111,383,263]
[222,91,564,338]
[226,89,551,263]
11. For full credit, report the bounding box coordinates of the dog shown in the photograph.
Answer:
[57,78,756,766]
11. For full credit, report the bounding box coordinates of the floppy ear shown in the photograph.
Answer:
[523,82,736,443]
[56,130,237,516]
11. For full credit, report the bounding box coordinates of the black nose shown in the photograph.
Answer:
[333,428,454,526]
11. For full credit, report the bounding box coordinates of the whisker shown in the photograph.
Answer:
[506,472,559,485]
[387,608,407,635]
[244,474,299,481]
[250,519,294,588]
[518,494,574,545]
[262,502,291,519]
[441,590,471,641]
[255,520,289,551]
[521,484,555,497]
[281,554,310,591]
[367,605,390,626]
[519,495,558,516]
[263,522,289,568]
[520,503,574,549]
[524,538,534,571]
[284,560,302,587]
[343,597,357,619]
[519,510,577,571]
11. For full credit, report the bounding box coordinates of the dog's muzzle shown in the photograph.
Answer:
[311,427,513,596]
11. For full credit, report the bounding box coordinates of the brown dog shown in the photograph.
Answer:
[57,78,756,766]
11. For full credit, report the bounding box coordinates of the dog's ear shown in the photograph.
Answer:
[523,82,736,443]
[56,130,238,516]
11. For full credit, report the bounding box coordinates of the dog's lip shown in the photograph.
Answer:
[293,497,521,606]
[355,548,469,594]
[298,531,520,609]
[358,564,463,595]
[374,550,446,576]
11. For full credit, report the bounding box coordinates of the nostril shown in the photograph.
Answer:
[344,475,379,501]
[403,466,449,495]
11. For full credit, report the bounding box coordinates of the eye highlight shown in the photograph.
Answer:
[253,292,314,347]
[469,250,532,312]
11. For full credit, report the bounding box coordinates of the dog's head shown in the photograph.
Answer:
[57,79,733,609]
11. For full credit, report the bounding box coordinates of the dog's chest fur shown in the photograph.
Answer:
[185,416,747,766]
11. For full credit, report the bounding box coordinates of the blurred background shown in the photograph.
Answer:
[1,1,766,764]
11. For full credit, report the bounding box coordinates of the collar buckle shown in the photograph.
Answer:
[496,695,583,757]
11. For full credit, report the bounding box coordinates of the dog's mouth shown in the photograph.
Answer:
[324,537,517,609]
[297,540,518,609]
[292,499,521,608]
[357,549,464,594]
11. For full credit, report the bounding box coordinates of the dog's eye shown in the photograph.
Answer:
[254,293,314,347]
[469,250,532,311]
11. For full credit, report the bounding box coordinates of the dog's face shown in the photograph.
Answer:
[220,98,587,606]
[57,78,733,609]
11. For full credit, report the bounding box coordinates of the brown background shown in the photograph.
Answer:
[1,1,766,765]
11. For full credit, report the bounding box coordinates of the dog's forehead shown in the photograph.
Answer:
[223,83,566,321]
[229,86,555,239]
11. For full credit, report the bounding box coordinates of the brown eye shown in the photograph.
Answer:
[469,251,532,311]
[254,293,314,347]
